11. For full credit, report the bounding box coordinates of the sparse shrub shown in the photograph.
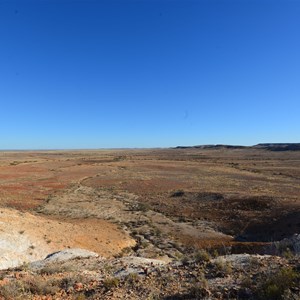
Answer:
[263,284,282,300]
[136,202,150,212]
[119,246,132,257]
[0,280,30,298]
[39,264,74,275]
[221,243,232,255]
[0,277,60,298]
[28,278,60,295]
[274,241,295,257]
[140,241,149,248]
[174,251,183,260]
[103,277,119,290]
[153,227,162,237]
[282,248,294,260]
[214,258,232,275]
[125,273,140,286]
[256,267,299,300]
[196,270,208,288]
[103,263,113,274]
[212,249,219,258]
[194,249,211,263]
[19,261,30,272]
[59,274,85,291]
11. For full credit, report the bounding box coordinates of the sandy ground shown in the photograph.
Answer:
[0,208,135,269]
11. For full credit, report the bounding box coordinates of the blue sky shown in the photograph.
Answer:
[0,0,299,149]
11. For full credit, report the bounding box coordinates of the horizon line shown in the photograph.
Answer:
[0,142,299,152]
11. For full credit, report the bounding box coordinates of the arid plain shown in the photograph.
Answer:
[0,147,299,299]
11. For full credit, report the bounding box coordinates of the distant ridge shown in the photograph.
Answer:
[253,143,300,151]
[174,143,300,151]
[175,144,246,150]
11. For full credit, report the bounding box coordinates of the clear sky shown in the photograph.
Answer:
[1,0,299,149]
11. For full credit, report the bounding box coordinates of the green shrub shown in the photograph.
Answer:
[257,267,299,300]
[282,248,294,260]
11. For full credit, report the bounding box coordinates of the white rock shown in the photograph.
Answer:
[44,248,99,262]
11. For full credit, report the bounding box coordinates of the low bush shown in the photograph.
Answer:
[194,249,211,263]
[103,277,119,290]
[256,267,299,300]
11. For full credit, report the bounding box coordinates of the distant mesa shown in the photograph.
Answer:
[253,143,300,151]
[174,143,300,151]
[175,144,247,150]
[175,144,246,149]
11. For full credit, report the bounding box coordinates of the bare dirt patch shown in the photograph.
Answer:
[0,207,134,269]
